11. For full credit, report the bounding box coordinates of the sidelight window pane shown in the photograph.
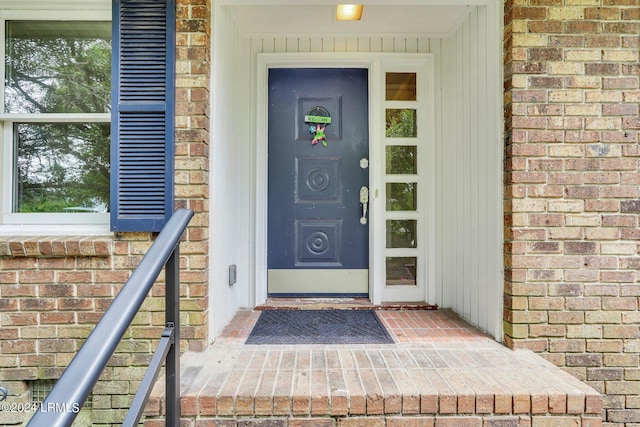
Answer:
[386,146,417,174]
[386,73,417,101]
[386,257,417,286]
[385,72,417,101]
[386,183,417,211]
[385,109,417,137]
[386,220,417,248]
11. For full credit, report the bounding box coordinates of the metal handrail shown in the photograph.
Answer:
[27,208,194,427]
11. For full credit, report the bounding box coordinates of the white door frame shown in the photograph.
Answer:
[254,52,435,306]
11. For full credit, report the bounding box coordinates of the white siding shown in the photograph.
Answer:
[437,5,503,338]
[210,3,503,340]
[252,36,435,54]
[209,5,253,339]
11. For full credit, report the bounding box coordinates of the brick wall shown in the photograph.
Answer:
[503,0,640,425]
[175,0,211,353]
[0,0,210,425]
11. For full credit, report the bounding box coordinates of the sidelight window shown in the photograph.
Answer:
[383,70,422,288]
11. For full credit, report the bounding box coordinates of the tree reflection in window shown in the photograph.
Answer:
[386,219,417,248]
[385,109,416,138]
[386,183,417,211]
[15,123,110,212]
[5,21,111,213]
[386,146,417,174]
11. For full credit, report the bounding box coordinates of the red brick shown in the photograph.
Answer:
[566,21,600,34]
[0,367,38,380]
[604,22,640,34]
[20,298,56,311]
[586,63,621,75]
[510,172,547,184]
[0,340,36,354]
[19,270,55,283]
[58,298,94,311]
[39,284,74,297]
[529,77,563,88]
[57,271,93,283]
[585,200,618,212]
[564,242,597,255]
[549,36,585,47]
[621,200,640,213]
[564,131,600,143]
[512,7,547,20]
[602,104,638,116]
[529,20,564,34]
[513,90,548,103]
[387,417,434,427]
[529,214,564,227]
[0,257,37,270]
[604,78,639,90]
[585,35,620,48]
[338,418,385,427]
[290,419,335,427]
[585,7,621,20]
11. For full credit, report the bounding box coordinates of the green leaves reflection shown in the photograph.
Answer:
[5,21,111,213]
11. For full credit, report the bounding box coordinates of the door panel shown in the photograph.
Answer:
[267,68,369,296]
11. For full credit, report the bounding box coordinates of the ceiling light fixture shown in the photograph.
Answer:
[336,4,364,21]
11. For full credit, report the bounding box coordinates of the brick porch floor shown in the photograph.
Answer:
[145,308,602,426]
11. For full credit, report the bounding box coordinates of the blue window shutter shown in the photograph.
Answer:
[111,0,176,232]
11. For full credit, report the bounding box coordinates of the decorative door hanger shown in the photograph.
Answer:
[305,106,331,147]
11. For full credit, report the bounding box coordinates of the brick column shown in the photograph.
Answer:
[175,0,211,352]
[504,0,639,424]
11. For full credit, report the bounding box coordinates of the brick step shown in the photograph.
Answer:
[144,344,602,425]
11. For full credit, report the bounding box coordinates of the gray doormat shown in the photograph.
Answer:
[245,310,394,345]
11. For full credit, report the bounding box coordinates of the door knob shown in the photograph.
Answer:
[359,186,369,225]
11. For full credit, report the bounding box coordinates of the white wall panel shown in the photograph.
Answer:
[209,4,253,339]
[438,5,503,338]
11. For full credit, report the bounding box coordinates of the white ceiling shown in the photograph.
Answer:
[229,5,470,37]
[0,1,470,38]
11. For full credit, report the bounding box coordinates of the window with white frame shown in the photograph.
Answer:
[379,59,434,304]
[384,71,422,287]
[0,12,111,228]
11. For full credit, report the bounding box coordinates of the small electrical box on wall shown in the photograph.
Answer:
[229,264,237,286]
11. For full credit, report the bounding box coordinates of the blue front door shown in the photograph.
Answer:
[267,68,369,296]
